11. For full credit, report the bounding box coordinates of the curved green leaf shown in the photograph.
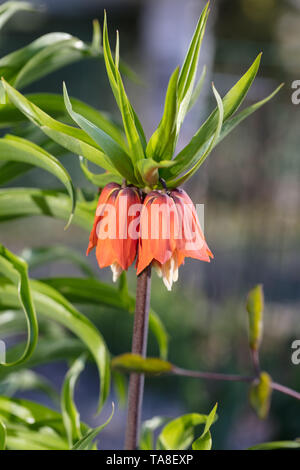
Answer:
[61,355,86,447]
[79,157,122,187]
[0,278,110,411]
[0,93,127,150]
[0,1,35,30]
[167,83,224,186]
[0,188,94,230]
[161,53,263,180]
[192,403,217,450]
[1,80,118,173]
[248,440,300,450]
[0,135,76,228]
[63,83,136,182]
[0,245,38,368]
[157,413,208,450]
[72,403,114,450]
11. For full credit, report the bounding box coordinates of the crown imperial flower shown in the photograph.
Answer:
[136,188,213,290]
[87,182,141,281]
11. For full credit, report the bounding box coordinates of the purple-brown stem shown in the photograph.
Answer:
[124,266,152,450]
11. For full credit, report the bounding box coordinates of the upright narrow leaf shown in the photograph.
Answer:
[246,284,264,351]
[61,355,86,447]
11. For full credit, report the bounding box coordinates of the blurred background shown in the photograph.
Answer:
[0,0,300,449]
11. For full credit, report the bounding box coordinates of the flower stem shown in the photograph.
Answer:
[124,265,152,450]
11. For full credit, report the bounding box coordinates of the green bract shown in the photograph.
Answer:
[1,2,282,191]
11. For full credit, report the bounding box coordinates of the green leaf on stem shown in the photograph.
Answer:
[246,284,264,351]
[1,80,118,174]
[249,372,272,420]
[161,53,263,181]
[63,83,137,182]
[157,411,213,450]
[111,353,172,375]
[192,403,217,450]
[167,83,224,187]
[79,157,122,187]
[0,134,76,228]
[146,67,180,162]
[72,403,114,450]
[136,158,175,186]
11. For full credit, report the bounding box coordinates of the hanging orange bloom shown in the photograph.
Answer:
[136,188,213,290]
[87,182,141,281]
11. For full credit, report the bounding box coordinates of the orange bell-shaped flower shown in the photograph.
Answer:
[137,188,213,290]
[87,183,141,281]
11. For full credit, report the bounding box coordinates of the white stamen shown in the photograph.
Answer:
[110,262,123,282]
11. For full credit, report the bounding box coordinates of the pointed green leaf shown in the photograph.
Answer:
[176,3,209,132]
[157,413,208,450]
[63,83,136,182]
[249,372,272,420]
[216,83,284,146]
[192,431,212,450]
[0,92,127,151]
[136,158,175,186]
[162,54,263,181]
[167,83,223,186]
[187,66,206,112]
[246,284,264,351]
[72,403,114,450]
[146,67,179,161]
[112,354,172,375]
[0,134,76,228]
[1,80,118,173]
[61,355,86,447]
[79,157,122,187]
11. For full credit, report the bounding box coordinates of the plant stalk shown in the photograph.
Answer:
[124,266,152,450]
